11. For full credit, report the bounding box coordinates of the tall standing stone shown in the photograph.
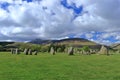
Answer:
[68,47,74,55]
[15,48,18,54]
[24,48,26,53]
[11,48,14,54]
[99,45,109,55]
[50,47,55,55]
[11,48,20,54]
[24,48,29,55]
[28,49,32,55]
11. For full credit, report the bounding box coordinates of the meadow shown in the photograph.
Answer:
[0,52,120,80]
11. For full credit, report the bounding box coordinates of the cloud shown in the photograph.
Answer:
[0,0,120,44]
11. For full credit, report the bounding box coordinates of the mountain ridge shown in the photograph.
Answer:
[29,38,103,49]
[30,38,96,45]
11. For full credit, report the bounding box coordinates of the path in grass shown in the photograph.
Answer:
[0,52,120,80]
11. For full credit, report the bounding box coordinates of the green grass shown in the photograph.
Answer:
[0,52,120,80]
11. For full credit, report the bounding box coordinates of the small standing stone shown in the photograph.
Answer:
[34,51,38,55]
[117,50,120,53]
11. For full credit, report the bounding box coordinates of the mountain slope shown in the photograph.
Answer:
[30,38,102,49]
[30,38,96,45]
[110,43,120,50]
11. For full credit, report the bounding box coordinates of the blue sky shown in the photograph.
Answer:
[61,0,83,14]
[0,0,120,44]
[22,0,33,3]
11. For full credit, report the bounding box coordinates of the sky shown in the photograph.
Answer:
[0,0,120,45]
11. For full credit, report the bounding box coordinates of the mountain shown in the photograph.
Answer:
[0,38,112,51]
[30,38,94,44]
[30,39,54,44]
[0,42,14,46]
[30,38,102,49]
[110,43,120,50]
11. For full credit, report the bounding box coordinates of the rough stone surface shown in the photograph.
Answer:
[24,48,29,55]
[15,48,18,54]
[90,49,96,54]
[11,48,15,54]
[34,51,38,55]
[117,50,120,53]
[68,47,74,55]
[28,49,32,55]
[50,47,55,55]
[99,45,109,55]
[11,48,20,54]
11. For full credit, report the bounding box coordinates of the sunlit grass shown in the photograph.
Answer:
[0,52,120,80]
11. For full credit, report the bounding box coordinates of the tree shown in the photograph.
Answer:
[81,46,90,55]
[82,46,90,52]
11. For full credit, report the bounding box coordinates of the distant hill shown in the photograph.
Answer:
[30,38,102,49]
[0,42,15,51]
[30,38,94,44]
[0,42,14,46]
[0,38,113,51]
[110,43,120,50]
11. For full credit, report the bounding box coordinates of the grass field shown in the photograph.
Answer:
[0,52,120,80]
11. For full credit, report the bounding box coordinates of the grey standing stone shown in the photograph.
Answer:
[11,48,14,54]
[34,51,38,55]
[90,49,96,54]
[86,50,91,55]
[50,47,55,55]
[15,48,18,54]
[117,50,120,53]
[28,49,32,55]
[68,47,74,55]
[24,48,29,55]
[24,48,27,53]
[15,48,20,54]
[99,45,109,55]
[11,48,20,54]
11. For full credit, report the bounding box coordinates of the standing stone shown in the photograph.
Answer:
[90,49,96,54]
[68,47,74,55]
[80,50,84,54]
[99,45,109,55]
[64,48,68,53]
[15,48,18,54]
[34,51,38,55]
[74,48,78,54]
[28,49,32,55]
[82,50,86,55]
[11,48,20,54]
[11,48,14,54]
[50,47,55,55]
[87,50,91,55]
[15,48,20,54]
[11,48,16,54]
[118,50,120,53]
[117,50,120,53]
[24,48,29,55]
[24,48,27,53]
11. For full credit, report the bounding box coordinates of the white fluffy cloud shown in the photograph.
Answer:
[0,0,120,44]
